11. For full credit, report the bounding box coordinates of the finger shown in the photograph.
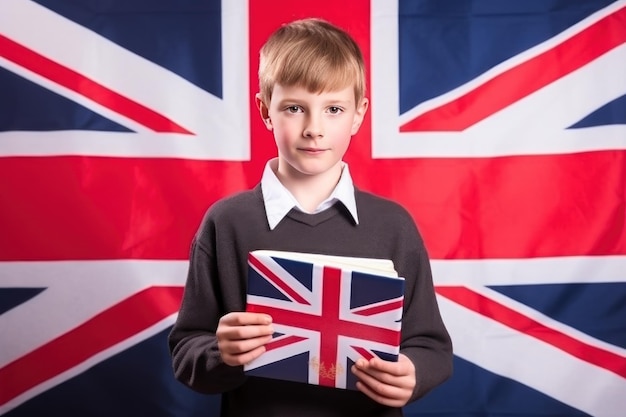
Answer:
[352,363,398,391]
[220,311,272,326]
[352,360,415,391]
[356,355,412,377]
[219,333,273,355]
[369,357,409,376]
[222,342,270,367]
[354,368,388,388]
[216,323,274,341]
[355,379,406,408]
[353,366,412,407]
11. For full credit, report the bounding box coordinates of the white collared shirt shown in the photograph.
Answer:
[260,158,359,230]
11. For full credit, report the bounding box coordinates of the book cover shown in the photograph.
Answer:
[244,250,405,390]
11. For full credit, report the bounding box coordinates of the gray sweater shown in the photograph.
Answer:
[168,185,452,416]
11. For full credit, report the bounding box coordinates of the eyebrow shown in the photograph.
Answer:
[276,97,353,106]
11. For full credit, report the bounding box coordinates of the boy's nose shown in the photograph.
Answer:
[303,116,323,138]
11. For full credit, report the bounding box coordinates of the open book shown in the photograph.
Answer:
[244,250,405,390]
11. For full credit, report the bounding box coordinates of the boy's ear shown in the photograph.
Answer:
[351,97,369,135]
[255,93,273,131]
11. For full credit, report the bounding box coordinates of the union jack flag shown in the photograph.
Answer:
[244,251,404,390]
[1,0,625,416]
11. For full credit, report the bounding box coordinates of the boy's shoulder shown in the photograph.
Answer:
[355,188,413,218]
[204,185,264,220]
[355,188,425,242]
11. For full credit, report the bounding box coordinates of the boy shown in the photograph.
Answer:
[168,18,452,416]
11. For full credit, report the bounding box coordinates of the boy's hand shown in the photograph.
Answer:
[351,353,416,407]
[216,312,274,367]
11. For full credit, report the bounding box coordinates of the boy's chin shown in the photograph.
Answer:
[286,160,342,179]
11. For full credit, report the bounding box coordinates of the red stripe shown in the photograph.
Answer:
[245,304,400,346]
[318,267,342,387]
[1,151,624,261]
[0,157,254,261]
[248,254,310,305]
[351,150,626,260]
[436,286,626,379]
[0,286,183,406]
[264,335,307,352]
[353,298,403,316]
[0,34,192,134]
[400,4,626,132]
[351,345,375,361]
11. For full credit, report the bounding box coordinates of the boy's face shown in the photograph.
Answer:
[256,83,368,182]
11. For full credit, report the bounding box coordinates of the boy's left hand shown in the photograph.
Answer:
[351,353,416,407]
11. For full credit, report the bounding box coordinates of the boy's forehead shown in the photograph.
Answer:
[272,83,356,102]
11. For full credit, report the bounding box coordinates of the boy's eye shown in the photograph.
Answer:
[286,106,302,113]
[328,106,343,114]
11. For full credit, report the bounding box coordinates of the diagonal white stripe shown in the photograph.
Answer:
[371,0,626,158]
[396,0,626,125]
[439,295,626,417]
[0,0,250,160]
[462,284,626,357]
[469,43,626,133]
[0,260,188,368]
[0,315,177,416]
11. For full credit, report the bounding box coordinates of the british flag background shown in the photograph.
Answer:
[0,0,625,416]
[244,252,404,390]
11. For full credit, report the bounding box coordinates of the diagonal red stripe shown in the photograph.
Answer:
[264,335,307,352]
[353,298,403,317]
[351,345,375,361]
[249,254,310,305]
[400,4,626,132]
[436,286,626,379]
[0,34,192,134]
[0,286,183,407]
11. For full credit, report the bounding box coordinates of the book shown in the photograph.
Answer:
[244,249,405,390]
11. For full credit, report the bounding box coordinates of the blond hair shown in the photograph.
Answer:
[258,18,366,105]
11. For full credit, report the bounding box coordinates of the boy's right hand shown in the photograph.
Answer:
[216,312,274,366]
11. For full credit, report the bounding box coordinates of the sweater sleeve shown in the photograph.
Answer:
[167,215,247,394]
[396,215,453,402]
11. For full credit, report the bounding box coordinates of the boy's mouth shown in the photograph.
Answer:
[299,147,326,153]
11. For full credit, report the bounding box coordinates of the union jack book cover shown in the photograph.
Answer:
[244,250,405,390]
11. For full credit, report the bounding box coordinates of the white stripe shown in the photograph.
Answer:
[0,130,250,161]
[439,295,626,417]
[0,0,250,160]
[431,255,626,285]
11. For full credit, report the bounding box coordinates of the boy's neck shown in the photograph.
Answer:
[274,161,343,213]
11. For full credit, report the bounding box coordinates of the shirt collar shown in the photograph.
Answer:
[260,158,359,230]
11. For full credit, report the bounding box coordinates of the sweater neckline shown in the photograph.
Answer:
[285,204,350,227]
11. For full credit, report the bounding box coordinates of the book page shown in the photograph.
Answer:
[250,250,399,278]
